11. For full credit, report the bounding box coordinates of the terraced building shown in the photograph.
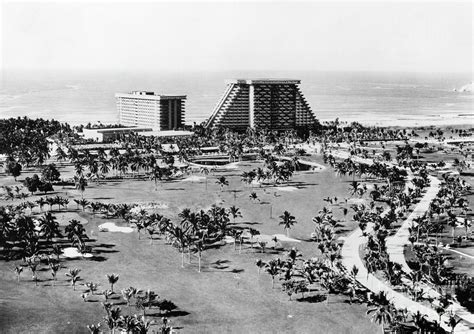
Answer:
[205,79,317,131]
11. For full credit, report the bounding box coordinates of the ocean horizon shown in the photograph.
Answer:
[0,69,472,128]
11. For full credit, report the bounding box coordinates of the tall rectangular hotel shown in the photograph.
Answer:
[116,91,186,130]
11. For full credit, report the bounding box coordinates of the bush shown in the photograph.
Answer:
[455,280,474,312]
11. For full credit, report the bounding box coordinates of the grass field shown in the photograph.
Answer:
[0,159,380,333]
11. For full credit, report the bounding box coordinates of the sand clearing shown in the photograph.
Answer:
[98,222,134,233]
[256,234,301,243]
[275,186,298,192]
[224,236,235,244]
[130,202,169,214]
[347,198,366,205]
[181,176,205,182]
[62,247,92,258]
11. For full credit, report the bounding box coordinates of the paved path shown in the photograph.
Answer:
[339,166,473,332]
[386,175,474,326]
[443,247,474,260]
[386,176,441,273]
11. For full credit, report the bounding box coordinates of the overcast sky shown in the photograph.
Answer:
[1,1,472,73]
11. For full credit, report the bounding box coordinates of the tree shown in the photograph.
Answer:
[24,174,41,194]
[38,212,62,242]
[195,238,205,273]
[255,259,266,275]
[86,323,101,334]
[249,192,259,202]
[65,219,87,245]
[66,268,81,290]
[49,261,61,286]
[107,273,119,293]
[74,175,87,199]
[447,211,458,243]
[36,197,47,212]
[41,164,61,182]
[446,312,461,334]
[99,159,110,178]
[216,176,229,192]
[27,260,39,286]
[228,205,242,224]
[279,211,296,237]
[12,265,23,283]
[200,167,210,191]
[170,226,188,268]
[366,303,394,332]
[6,160,22,181]
[150,165,163,191]
[37,181,54,194]
[265,259,280,288]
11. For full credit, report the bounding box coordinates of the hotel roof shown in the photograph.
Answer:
[226,79,301,85]
[115,92,186,100]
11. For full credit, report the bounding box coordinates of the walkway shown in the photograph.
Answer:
[340,168,473,332]
[386,175,474,326]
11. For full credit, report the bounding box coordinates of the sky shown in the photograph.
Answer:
[1,1,472,73]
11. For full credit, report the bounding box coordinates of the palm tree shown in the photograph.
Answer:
[216,176,229,192]
[28,261,39,286]
[12,265,23,283]
[265,259,280,288]
[412,311,427,333]
[55,146,68,163]
[99,159,111,178]
[255,259,266,275]
[200,167,210,191]
[170,226,188,268]
[195,238,205,273]
[279,211,296,237]
[121,286,141,307]
[107,273,119,293]
[86,323,101,334]
[249,192,259,202]
[35,197,47,212]
[52,245,63,261]
[49,261,60,286]
[74,175,87,199]
[38,212,62,242]
[446,312,461,334]
[150,165,163,191]
[77,198,90,212]
[228,205,242,224]
[104,306,121,334]
[65,268,81,290]
[85,281,99,295]
[65,219,87,246]
[248,228,260,248]
[366,303,394,333]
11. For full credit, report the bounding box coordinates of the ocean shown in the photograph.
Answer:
[0,70,472,127]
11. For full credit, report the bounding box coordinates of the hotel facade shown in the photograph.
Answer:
[116,91,186,130]
[205,79,317,131]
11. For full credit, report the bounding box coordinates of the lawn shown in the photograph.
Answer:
[0,160,380,333]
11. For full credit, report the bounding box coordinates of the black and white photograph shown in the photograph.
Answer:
[0,0,473,333]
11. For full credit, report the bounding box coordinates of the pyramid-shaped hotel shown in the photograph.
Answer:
[205,79,317,131]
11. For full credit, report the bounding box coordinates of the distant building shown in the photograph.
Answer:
[116,91,186,130]
[82,127,153,142]
[205,79,317,131]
